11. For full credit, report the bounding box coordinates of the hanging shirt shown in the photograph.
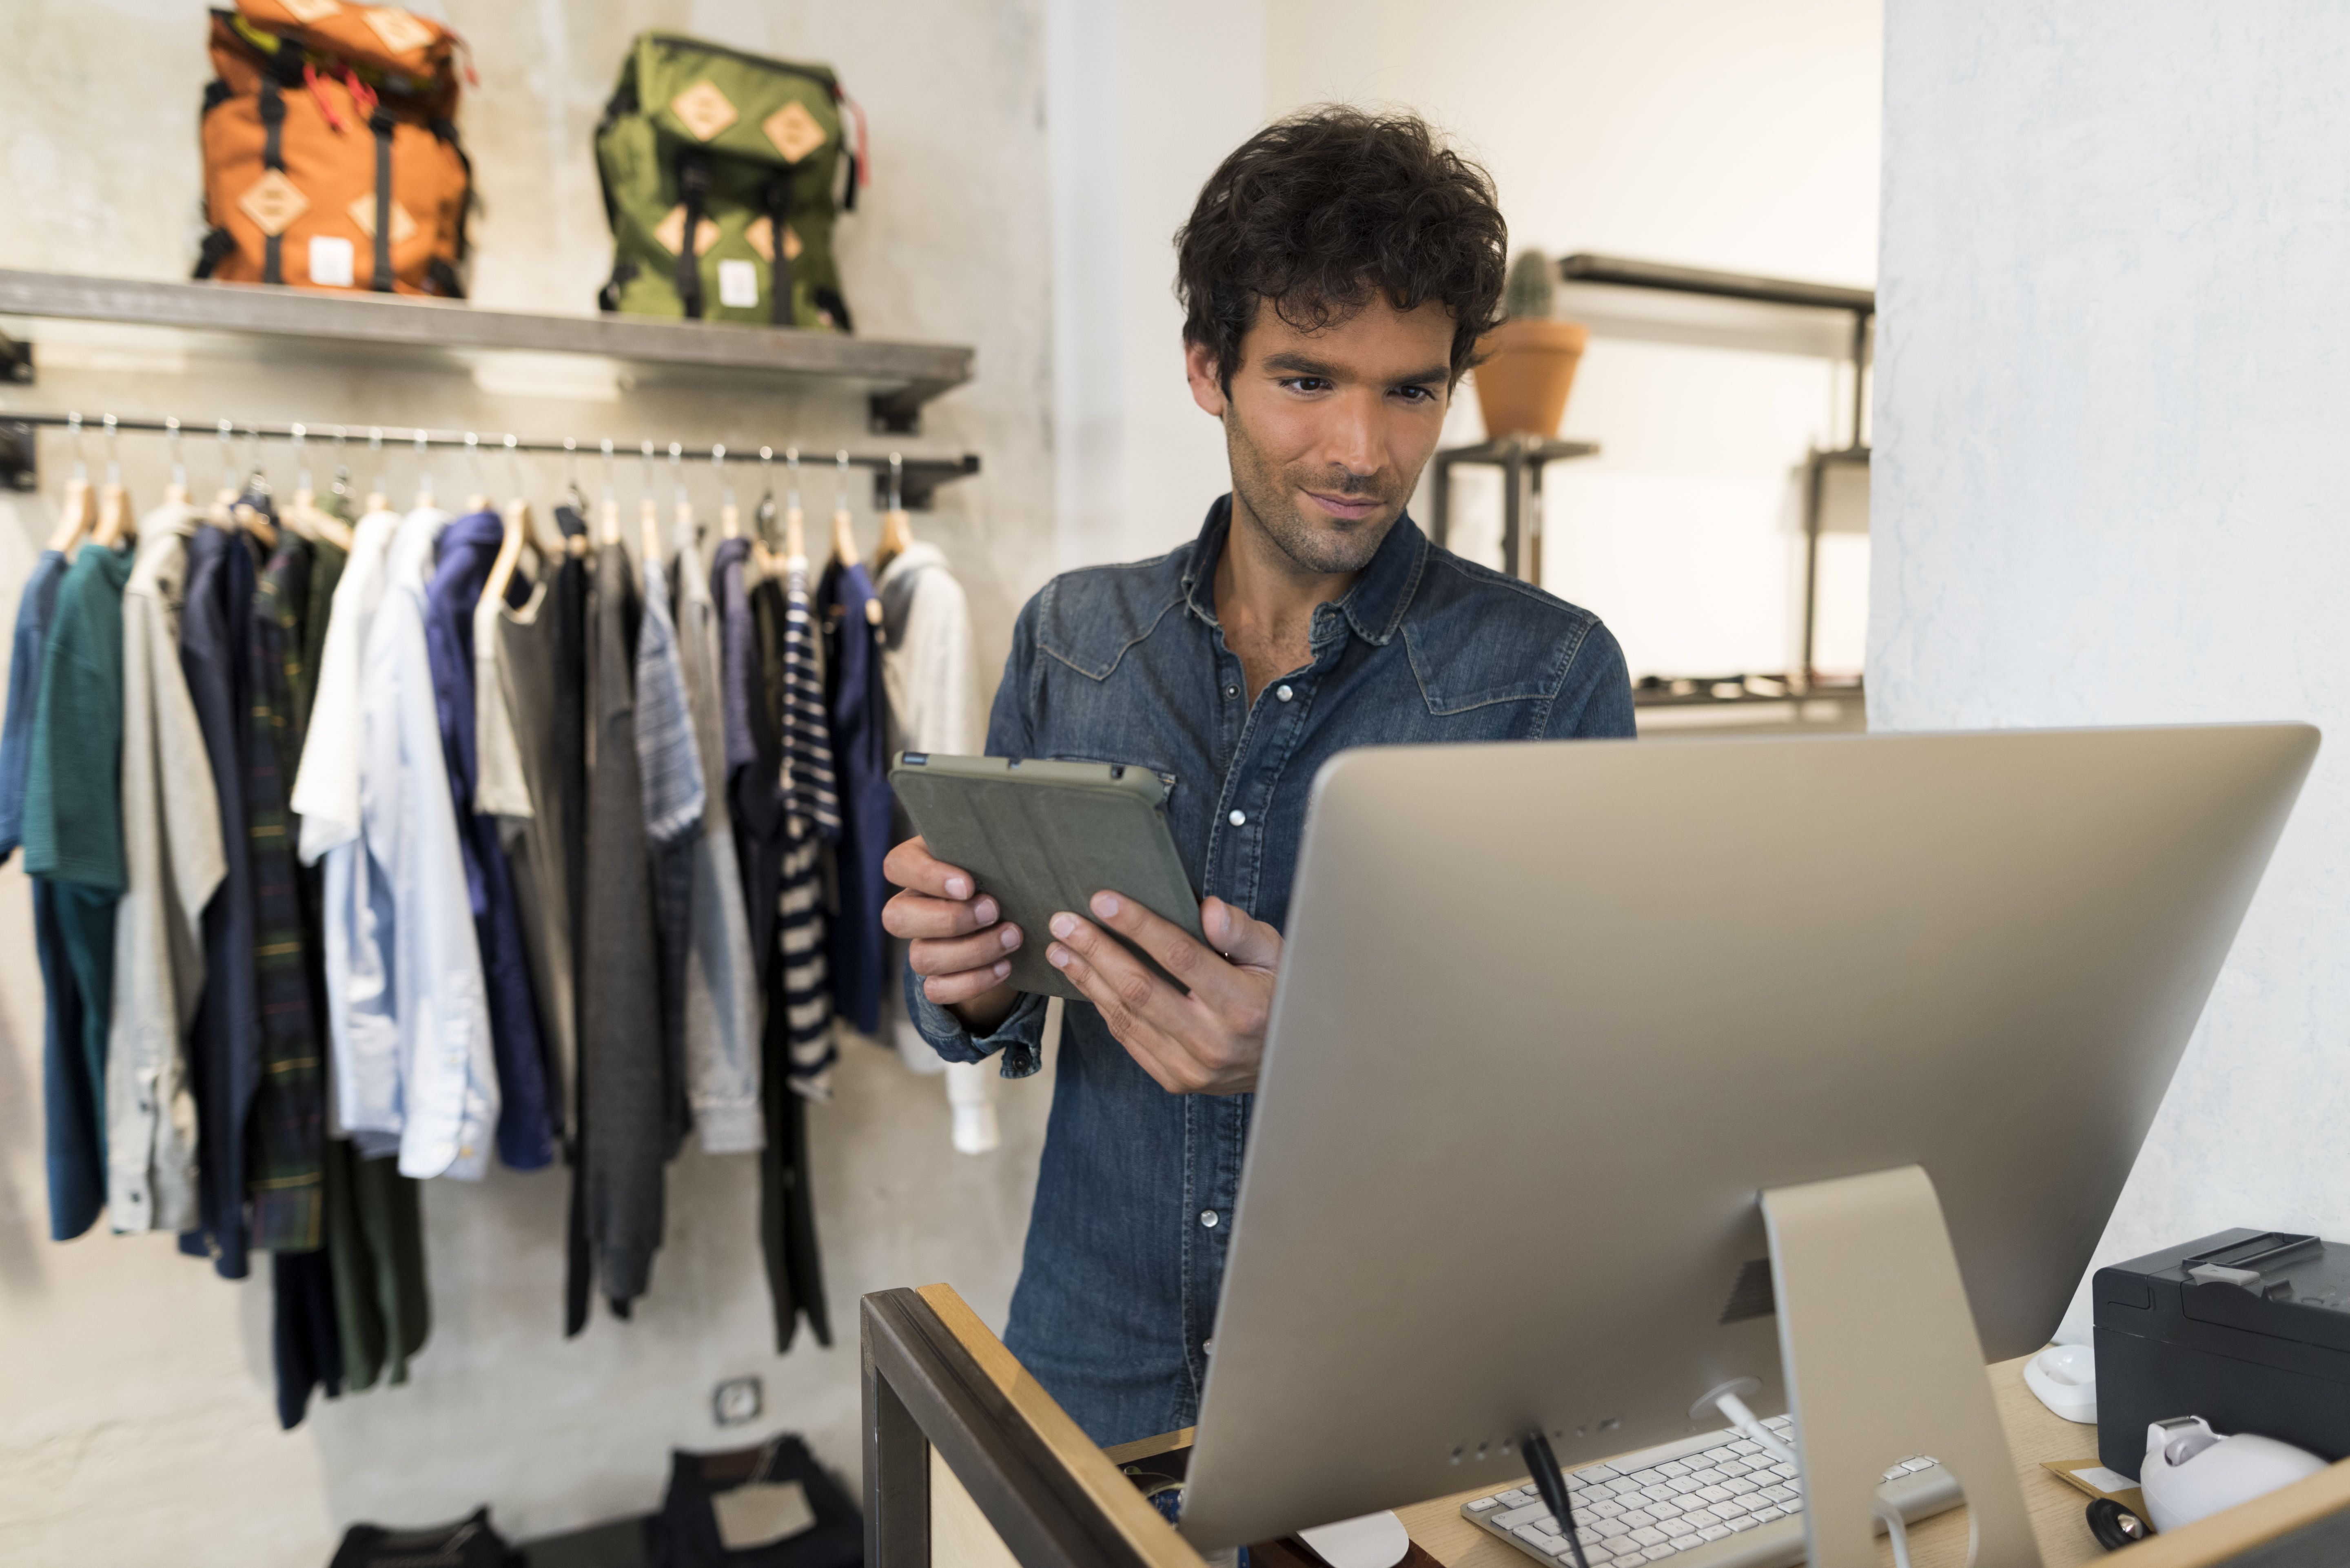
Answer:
[23,539,134,1241]
[423,509,554,1171]
[108,503,220,1234]
[815,557,891,1036]
[355,506,497,1180]
[772,561,836,1096]
[634,549,703,1157]
[476,568,577,1140]
[248,534,328,1249]
[180,522,262,1275]
[875,540,999,1154]
[291,506,404,1150]
[671,528,762,1154]
[579,543,667,1311]
[712,539,788,969]
[0,549,66,864]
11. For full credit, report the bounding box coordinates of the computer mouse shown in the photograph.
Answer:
[1297,1508,1411,1568]
[2139,1417,2326,1532]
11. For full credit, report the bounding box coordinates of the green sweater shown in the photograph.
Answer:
[22,542,132,892]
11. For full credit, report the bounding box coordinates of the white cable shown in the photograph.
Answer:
[1713,1390,1911,1568]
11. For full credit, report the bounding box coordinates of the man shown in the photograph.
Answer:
[883,108,1635,1444]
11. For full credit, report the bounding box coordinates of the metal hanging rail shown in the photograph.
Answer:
[0,410,980,509]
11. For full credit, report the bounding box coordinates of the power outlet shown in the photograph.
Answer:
[713,1376,763,1427]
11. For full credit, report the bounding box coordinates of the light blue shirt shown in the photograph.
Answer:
[350,507,499,1179]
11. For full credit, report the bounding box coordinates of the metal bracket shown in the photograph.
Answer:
[869,454,982,512]
[871,377,959,436]
[0,328,30,385]
[0,419,35,491]
[1763,1165,2042,1568]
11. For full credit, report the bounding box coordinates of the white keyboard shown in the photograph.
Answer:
[1459,1414,1961,1568]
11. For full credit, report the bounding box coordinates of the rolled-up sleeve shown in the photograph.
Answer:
[906,972,1049,1077]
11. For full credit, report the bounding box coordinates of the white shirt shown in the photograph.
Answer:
[353,506,499,1178]
[874,541,999,1154]
[292,506,403,1143]
[107,501,220,1231]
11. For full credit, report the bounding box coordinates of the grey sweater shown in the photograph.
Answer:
[579,545,665,1309]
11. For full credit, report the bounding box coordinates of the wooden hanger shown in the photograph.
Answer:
[46,475,94,554]
[783,502,807,562]
[483,497,528,612]
[599,493,621,547]
[302,488,356,552]
[89,418,135,549]
[640,496,661,568]
[91,481,133,549]
[827,452,859,567]
[720,501,741,541]
[872,453,913,578]
[236,499,280,550]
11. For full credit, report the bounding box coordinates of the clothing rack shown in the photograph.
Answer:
[0,410,981,510]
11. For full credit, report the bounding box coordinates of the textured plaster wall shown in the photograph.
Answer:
[0,2,1056,1561]
[1873,1,2350,1335]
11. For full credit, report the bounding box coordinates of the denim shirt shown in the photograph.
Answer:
[908,496,1634,1446]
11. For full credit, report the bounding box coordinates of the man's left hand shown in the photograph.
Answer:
[1046,893,1282,1095]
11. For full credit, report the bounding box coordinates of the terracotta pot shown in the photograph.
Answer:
[1473,317,1590,439]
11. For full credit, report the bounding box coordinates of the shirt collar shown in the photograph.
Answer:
[1179,492,1428,648]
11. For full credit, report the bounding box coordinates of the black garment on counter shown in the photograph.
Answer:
[330,1508,520,1568]
[645,1437,860,1568]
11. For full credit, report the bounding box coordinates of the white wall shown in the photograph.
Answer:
[1046,0,1270,569]
[1873,0,2350,1337]
[0,2,1055,1560]
[1051,0,1885,682]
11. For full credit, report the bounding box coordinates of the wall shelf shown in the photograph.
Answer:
[0,270,975,433]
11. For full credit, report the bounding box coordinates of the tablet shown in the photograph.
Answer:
[888,752,1203,1002]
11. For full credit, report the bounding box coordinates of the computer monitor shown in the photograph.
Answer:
[1177,724,2317,1550]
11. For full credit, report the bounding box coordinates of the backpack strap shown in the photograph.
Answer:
[674,148,712,319]
[193,226,237,281]
[368,106,397,292]
[761,167,796,327]
[257,78,289,285]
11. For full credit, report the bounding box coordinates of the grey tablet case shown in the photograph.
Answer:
[888,753,1203,1002]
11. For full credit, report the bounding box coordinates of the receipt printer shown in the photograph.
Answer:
[2097,1229,2350,1478]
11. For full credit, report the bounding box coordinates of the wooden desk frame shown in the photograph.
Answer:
[864,1285,2350,1568]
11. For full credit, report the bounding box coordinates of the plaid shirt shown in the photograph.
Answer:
[248,533,326,1252]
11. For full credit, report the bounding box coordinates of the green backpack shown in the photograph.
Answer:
[594,32,858,330]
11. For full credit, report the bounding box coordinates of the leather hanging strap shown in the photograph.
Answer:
[674,149,712,319]
[762,166,796,326]
[370,106,397,292]
[259,80,287,284]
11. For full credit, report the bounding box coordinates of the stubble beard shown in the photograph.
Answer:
[1222,408,1399,578]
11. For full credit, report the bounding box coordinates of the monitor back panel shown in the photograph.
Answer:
[1179,724,2317,1547]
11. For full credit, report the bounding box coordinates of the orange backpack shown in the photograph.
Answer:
[196,2,472,297]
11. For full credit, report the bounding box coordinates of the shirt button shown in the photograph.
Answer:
[1204,1338,1215,1354]
[1223,684,1238,698]
[1276,684,1293,702]
[1201,1209,1219,1228]
[1228,810,1246,827]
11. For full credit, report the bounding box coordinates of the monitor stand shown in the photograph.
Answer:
[1760,1164,2044,1568]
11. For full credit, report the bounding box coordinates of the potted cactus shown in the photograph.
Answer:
[1473,249,1590,439]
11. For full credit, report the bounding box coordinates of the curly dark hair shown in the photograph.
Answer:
[1175,107,1509,391]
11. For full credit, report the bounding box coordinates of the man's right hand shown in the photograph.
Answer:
[882,835,1023,1035]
